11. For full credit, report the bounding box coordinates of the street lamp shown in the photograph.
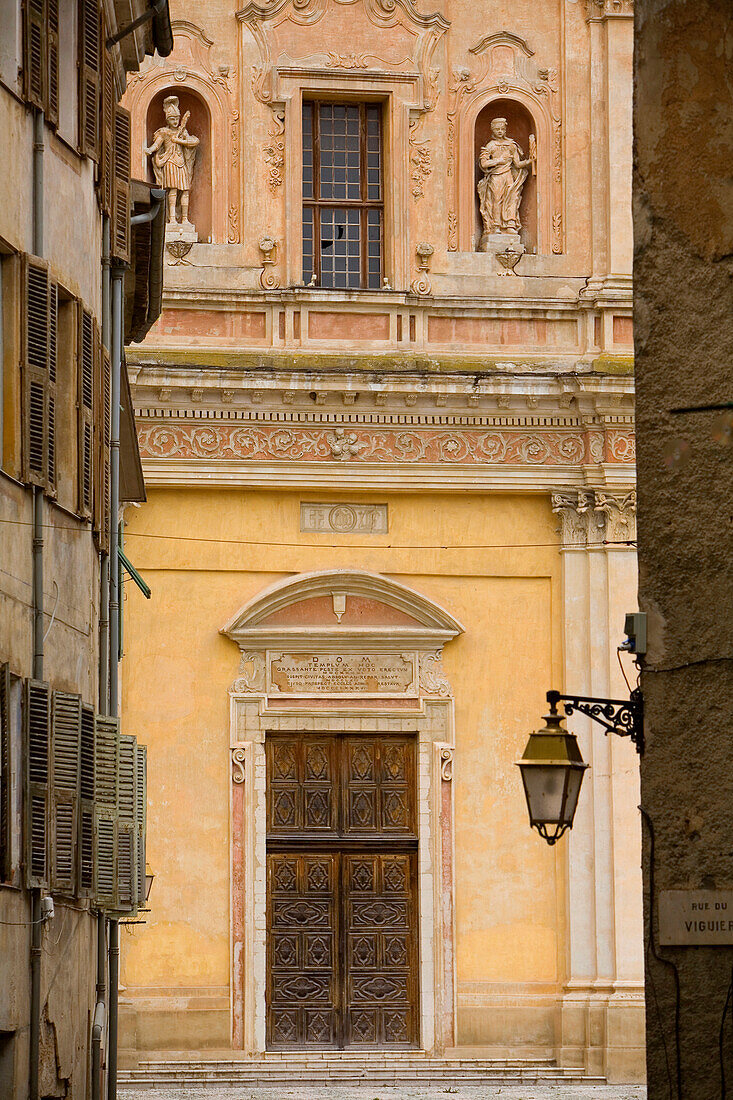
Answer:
[517,688,643,845]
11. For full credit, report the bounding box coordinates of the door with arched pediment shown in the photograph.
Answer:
[266,732,419,1049]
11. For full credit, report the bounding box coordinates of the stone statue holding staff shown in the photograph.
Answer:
[145,95,200,227]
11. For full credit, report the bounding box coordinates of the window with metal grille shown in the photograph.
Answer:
[302,102,383,290]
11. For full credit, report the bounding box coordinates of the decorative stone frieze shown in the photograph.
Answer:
[232,651,267,693]
[419,651,452,698]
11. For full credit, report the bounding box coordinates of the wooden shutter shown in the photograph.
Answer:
[47,0,59,127]
[79,0,101,160]
[94,346,111,551]
[22,257,51,489]
[78,703,95,897]
[50,691,81,894]
[24,680,50,888]
[117,734,137,912]
[0,664,11,882]
[135,743,147,909]
[112,106,131,263]
[47,281,57,496]
[93,714,118,908]
[23,0,46,110]
[99,41,115,215]
[77,305,94,519]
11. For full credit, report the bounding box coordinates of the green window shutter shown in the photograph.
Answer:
[46,0,59,127]
[22,256,51,490]
[50,691,81,895]
[117,734,137,913]
[78,703,95,897]
[23,0,46,110]
[0,664,11,882]
[77,305,94,519]
[24,680,50,889]
[135,744,147,909]
[112,106,131,263]
[93,715,118,909]
[78,0,101,160]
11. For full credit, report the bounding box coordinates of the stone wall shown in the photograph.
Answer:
[634,1,733,1096]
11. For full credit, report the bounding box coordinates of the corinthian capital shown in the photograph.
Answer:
[585,0,634,20]
[594,491,637,545]
[551,489,636,548]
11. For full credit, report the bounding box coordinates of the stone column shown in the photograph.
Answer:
[551,489,645,1082]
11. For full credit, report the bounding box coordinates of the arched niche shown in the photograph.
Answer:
[474,98,538,254]
[146,87,212,243]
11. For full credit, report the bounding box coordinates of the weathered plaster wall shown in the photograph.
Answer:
[634,1,733,1096]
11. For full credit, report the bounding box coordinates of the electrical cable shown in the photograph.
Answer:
[640,806,683,1100]
[0,916,46,926]
[719,965,733,1100]
[616,646,633,694]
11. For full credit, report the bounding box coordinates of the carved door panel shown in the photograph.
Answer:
[268,852,339,1047]
[344,852,418,1046]
[266,732,419,1049]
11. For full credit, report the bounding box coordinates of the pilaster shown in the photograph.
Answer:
[551,488,644,1081]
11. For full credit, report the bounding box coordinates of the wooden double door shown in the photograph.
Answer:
[266,732,419,1049]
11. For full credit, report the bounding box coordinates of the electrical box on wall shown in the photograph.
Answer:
[622,612,647,656]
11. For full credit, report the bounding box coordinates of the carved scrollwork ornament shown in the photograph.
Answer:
[420,650,451,697]
[440,747,454,781]
[411,242,434,295]
[259,235,280,289]
[232,747,247,784]
[232,651,266,693]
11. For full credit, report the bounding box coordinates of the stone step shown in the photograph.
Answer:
[119,1058,606,1088]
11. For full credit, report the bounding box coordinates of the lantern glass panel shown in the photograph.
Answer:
[520,764,571,826]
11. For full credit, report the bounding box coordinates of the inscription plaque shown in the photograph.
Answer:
[659,890,733,946]
[301,503,388,534]
[269,653,416,696]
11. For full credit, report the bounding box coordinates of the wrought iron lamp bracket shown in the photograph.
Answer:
[546,688,644,755]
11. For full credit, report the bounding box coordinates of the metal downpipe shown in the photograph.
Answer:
[109,266,123,717]
[100,216,111,715]
[107,918,119,1100]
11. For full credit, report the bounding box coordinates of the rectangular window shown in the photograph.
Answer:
[302,101,383,290]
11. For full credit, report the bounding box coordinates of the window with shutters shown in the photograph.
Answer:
[78,704,95,896]
[78,0,101,160]
[0,251,23,479]
[22,257,56,495]
[50,691,81,895]
[77,306,95,519]
[112,105,132,262]
[302,102,383,290]
[0,665,12,882]
[117,734,137,912]
[0,3,22,94]
[24,681,51,888]
[50,290,77,513]
[57,0,79,145]
[94,714,119,908]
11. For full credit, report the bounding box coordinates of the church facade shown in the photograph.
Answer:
[118,0,642,1081]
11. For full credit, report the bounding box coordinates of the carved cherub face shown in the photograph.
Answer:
[491,117,507,139]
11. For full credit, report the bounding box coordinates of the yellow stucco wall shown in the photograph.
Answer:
[120,487,565,1014]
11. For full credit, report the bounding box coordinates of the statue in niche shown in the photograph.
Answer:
[145,96,200,233]
[477,117,535,249]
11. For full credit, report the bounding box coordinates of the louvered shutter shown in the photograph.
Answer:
[78,704,95,897]
[24,680,50,888]
[93,714,118,908]
[94,347,111,551]
[99,41,115,215]
[0,665,11,882]
[47,0,59,127]
[135,744,146,909]
[79,0,101,160]
[112,106,131,263]
[117,734,137,912]
[47,282,57,496]
[77,305,94,519]
[22,257,51,489]
[23,0,46,110]
[50,691,81,894]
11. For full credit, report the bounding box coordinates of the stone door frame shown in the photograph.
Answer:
[229,693,456,1054]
